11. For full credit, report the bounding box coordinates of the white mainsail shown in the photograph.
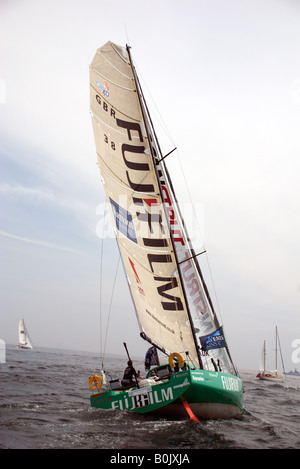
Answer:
[90,42,237,374]
[259,340,266,373]
[18,318,33,349]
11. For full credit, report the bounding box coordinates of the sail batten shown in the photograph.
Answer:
[92,48,131,74]
[90,70,135,92]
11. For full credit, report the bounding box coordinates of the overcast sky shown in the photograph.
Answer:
[1,0,299,371]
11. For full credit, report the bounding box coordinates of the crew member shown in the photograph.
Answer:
[121,360,139,387]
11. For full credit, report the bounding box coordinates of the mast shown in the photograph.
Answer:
[162,151,238,374]
[126,45,203,369]
[126,46,237,373]
[275,326,286,375]
[275,326,278,373]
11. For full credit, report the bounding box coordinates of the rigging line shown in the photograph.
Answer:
[99,200,107,368]
[158,147,177,163]
[168,143,224,323]
[133,65,208,303]
[134,64,176,146]
[128,47,203,369]
[200,248,223,323]
[124,24,130,46]
[171,148,206,249]
[102,254,121,364]
[135,65,208,275]
[277,330,286,374]
[133,64,206,255]
[178,250,207,265]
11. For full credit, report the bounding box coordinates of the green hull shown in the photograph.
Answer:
[90,367,244,420]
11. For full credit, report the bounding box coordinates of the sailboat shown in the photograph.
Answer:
[257,326,284,381]
[88,42,244,420]
[18,318,33,350]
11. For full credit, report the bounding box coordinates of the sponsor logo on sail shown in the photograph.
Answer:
[96,80,109,97]
[110,198,137,244]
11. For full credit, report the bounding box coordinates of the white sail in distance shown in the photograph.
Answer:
[18,319,33,349]
[90,42,237,374]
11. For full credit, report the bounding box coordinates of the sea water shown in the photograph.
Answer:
[0,345,299,450]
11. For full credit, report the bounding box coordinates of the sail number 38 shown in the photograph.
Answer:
[104,134,116,151]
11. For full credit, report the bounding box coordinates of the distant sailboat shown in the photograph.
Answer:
[18,319,33,350]
[257,326,284,381]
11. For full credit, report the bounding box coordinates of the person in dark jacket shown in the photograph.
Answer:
[121,360,139,387]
